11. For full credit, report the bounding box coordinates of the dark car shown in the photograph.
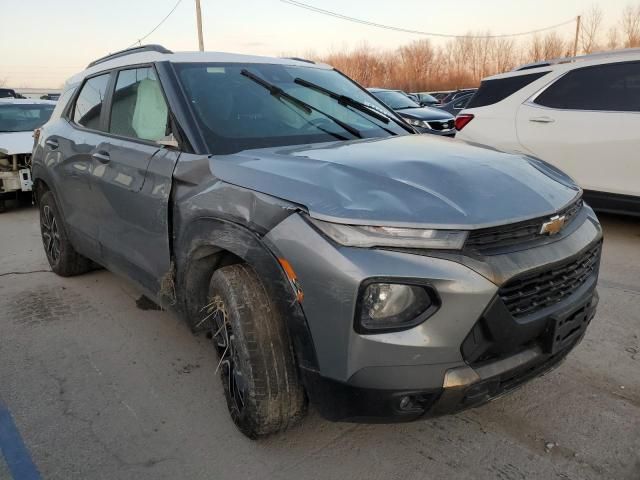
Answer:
[427,91,452,101]
[440,88,477,105]
[32,45,601,439]
[435,92,475,115]
[40,93,61,101]
[413,92,440,107]
[0,88,18,99]
[404,92,420,103]
[368,88,455,136]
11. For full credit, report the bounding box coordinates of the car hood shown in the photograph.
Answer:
[395,106,453,121]
[0,131,34,155]
[210,135,581,229]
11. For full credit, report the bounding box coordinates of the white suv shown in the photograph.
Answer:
[456,49,640,215]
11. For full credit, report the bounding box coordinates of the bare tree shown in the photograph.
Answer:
[621,4,640,48]
[546,32,568,59]
[580,4,604,54]
[491,38,517,73]
[607,26,620,50]
[0,77,6,88]
[527,34,545,62]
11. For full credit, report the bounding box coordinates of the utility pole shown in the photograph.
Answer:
[195,0,205,51]
[573,15,581,58]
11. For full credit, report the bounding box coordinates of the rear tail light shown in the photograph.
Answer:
[455,114,474,131]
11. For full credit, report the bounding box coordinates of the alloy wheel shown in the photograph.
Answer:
[210,297,247,414]
[41,205,61,263]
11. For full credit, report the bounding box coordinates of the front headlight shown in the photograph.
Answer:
[402,117,429,129]
[356,281,440,333]
[309,218,468,250]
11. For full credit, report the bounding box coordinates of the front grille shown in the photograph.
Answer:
[465,199,583,253]
[427,119,454,131]
[499,241,601,318]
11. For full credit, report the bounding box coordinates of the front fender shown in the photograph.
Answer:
[174,216,319,371]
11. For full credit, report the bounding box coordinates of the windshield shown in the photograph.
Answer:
[175,63,408,154]
[371,91,420,110]
[0,104,55,132]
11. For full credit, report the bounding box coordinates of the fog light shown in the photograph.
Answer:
[356,282,439,333]
[399,396,413,410]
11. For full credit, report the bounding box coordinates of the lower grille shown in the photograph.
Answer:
[427,119,454,131]
[499,242,601,318]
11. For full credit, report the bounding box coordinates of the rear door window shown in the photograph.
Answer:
[534,61,640,112]
[73,73,110,130]
[466,71,550,108]
[109,67,169,142]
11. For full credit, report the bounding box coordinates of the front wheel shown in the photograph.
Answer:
[206,264,306,438]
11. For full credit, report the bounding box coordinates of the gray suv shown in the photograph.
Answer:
[32,45,602,438]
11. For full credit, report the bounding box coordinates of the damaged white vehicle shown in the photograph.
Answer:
[0,98,56,212]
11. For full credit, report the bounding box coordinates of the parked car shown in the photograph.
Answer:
[368,88,455,136]
[0,98,56,211]
[435,91,475,115]
[440,88,477,105]
[40,93,61,101]
[404,92,420,103]
[0,88,18,99]
[426,91,452,101]
[413,92,440,107]
[456,49,640,215]
[33,45,602,438]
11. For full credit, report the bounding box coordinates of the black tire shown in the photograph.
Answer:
[39,191,93,277]
[206,264,306,438]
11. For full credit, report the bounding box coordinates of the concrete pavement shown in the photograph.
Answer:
[0,205,638,480]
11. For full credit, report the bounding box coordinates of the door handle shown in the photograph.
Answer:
[45,139,59,149]
[529,116,555,124]
[91,151,111,163]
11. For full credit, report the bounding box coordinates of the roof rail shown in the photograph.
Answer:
[514,61,552,71]
[87,44,173,69]
[513,47,640,71]
[282,56,316,64]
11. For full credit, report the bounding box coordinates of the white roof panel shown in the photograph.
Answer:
[68,50,331,86]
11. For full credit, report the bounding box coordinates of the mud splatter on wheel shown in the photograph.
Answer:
[206,264,306,438]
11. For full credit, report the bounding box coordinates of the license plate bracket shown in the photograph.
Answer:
[546,304,592,354]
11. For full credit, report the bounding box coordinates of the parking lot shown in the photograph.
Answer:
[0,204,637,479]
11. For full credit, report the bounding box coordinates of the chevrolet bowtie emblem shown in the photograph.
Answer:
[540,215,566,235]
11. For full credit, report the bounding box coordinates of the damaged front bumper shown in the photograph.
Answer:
[264,209,602,422]
[300,287,598,422]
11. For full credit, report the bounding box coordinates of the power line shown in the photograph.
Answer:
[126,0,184,48]
[280,0,577,39]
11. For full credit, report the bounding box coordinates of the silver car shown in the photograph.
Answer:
[31,45,602,438]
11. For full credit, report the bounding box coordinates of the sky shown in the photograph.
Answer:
[0,0,632,88]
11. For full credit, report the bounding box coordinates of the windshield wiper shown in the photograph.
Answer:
[240,69,361,139]
[293,78,414,134]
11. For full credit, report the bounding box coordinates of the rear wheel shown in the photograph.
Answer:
[39,191,93,277]
[206,264,306,438]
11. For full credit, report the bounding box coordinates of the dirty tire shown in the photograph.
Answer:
[39,191,93,277]
[208,264,307,438]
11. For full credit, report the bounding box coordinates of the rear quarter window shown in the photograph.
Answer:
[534,61,640,111]
[466,71,550,108]
[50,86,76,120]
